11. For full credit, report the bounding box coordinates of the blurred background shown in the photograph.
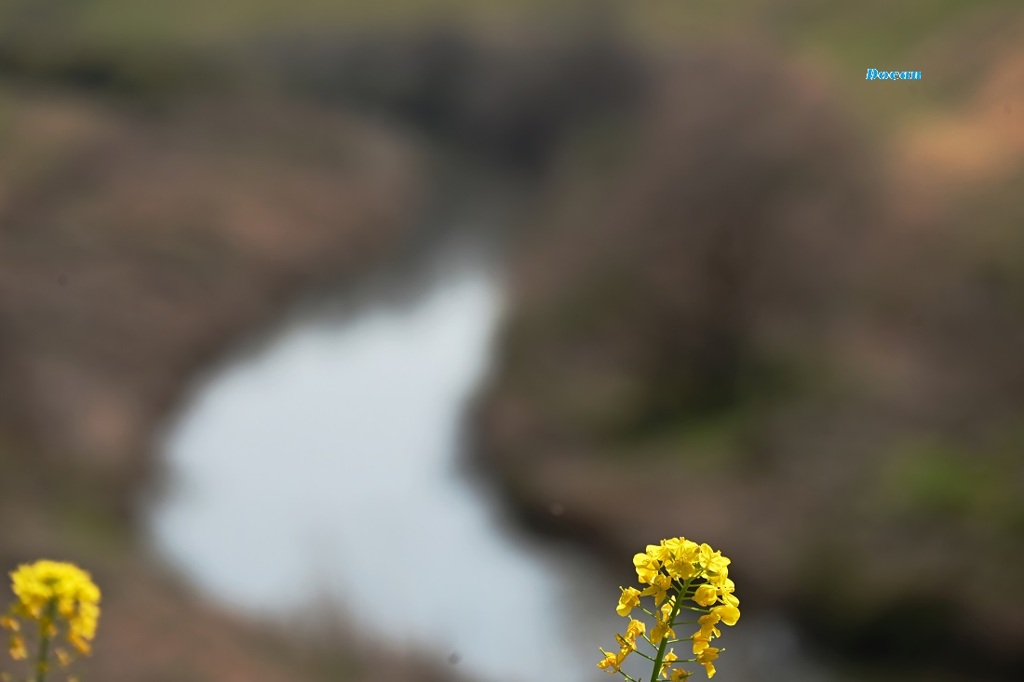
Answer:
[1,1,1023,681]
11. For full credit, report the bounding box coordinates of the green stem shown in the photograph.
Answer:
[649,580,688,682]
[677,605,709,614]
[34,600,56,682]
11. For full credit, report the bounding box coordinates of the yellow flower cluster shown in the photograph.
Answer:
[2,559,101,675]
[598,537,740,681]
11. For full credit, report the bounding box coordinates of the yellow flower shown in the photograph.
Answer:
[8,634,26,660]
[616,618,646,651]
[56,647,72,667]
[707,572,730,587]
[707,565,729,584]
[710,604,740,627]
[663,537,700,560]
[649,590,678,645]
[691,632,711,655]
[693,584,717,608]
[660,596,678,624]
[660,648,678,677]
[696,647,720,678]
[617,587,642,616]
[642,574,673,606]
[598,647,626,671]
[650,620,676,645]
[634,552,661,585]
[9,560,101,656]
[714,577,739,608]
[0,617,18,632]
[626,618,646,644]
[646,543,673,563]
[697,613,721,640]
[662,538,700,580]
[697,545,730,578]
[664,556,698,582]
[605,538,739,682]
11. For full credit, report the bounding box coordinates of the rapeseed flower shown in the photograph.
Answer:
[617,587,642,617]
[710,605,739,627]
[3,560,101,681]
[642,574,673,606]
[696,647,720,678]
[597,536,740,681]
[660,649,677,677]
[6,635,26,661]
[693,585,717,608]
[697,614,721,640]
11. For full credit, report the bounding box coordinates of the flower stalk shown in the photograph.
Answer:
[649,581,686,682]
[34,599,56,682]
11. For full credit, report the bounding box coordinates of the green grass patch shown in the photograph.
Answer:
[876,435,1024,531]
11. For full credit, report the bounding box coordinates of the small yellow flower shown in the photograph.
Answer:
[710,604,740,627]
[56,647,72,667]
[642,574,673,606]
[0,616,18,632]
[650,620,676,645]
[616,618,646,652]
[633,553,661,585]
[664,556,698,582]
[660,648,678,677]
[646,543,673,563]
[696,647,720,678]
[697,613,721,640]
[697,545,730,578]
[710,576,739,607]
[693,584,718,607]
[597,648,626,673]
[661,596,676,622]
[617,587,641,617]
[8,634,27,660]
[9,560,101,657]
[707,573,731,588]
[670,668,693,681]
[663,537,699,560]
[626,618,646,643]
[662,538,700,580]
[691,632,711,655]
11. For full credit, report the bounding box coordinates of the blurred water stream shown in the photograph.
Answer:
[145,191,835,682]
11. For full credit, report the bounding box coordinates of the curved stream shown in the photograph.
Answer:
[146,244,833,682]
